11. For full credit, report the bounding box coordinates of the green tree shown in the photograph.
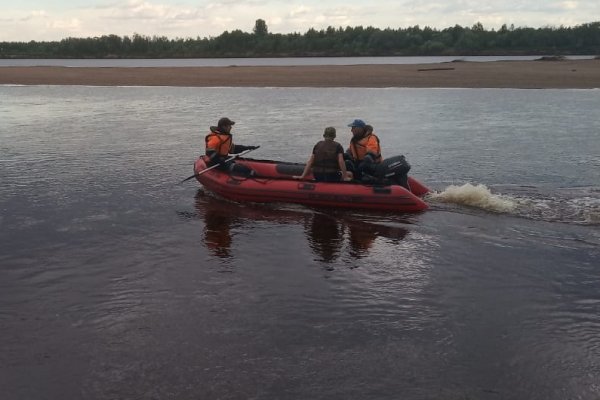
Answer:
[2,20,600,58]
[253,19,268,36]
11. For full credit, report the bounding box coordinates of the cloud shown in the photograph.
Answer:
[103,0,201,21]
[18,10,48,22]
[47,18,82,31]
[289,6,312,17]
[0,0,598,41]
[560,1,579,9]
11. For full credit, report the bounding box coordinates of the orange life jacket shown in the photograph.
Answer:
[205,130,233,156]
[349,133,382,163]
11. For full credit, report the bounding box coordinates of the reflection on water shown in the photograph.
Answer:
[306,213,343,263]
[191,190,410,263]
[189,190,310,259]
[203,204,234,259]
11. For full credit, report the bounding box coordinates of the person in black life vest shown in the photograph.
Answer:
[205,117,258,176]
[294,127,351,182]
[344,119,382,181]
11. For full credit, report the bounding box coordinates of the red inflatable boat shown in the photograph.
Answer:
[193,157,429,212]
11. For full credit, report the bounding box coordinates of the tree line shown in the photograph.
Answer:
[1,19,599,58]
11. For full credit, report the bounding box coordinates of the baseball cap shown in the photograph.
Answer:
[347,119,366,128]
[217,117,235,127]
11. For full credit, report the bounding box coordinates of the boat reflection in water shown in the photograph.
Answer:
[203,203,234,258]
[192,190,409,262]
[305,212,343,263]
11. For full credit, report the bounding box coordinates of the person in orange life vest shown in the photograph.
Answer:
[344,119,382,180]
[205,117,258,176]
[294,127,352,182]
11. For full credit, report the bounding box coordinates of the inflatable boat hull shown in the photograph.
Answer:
[193,157,429,212]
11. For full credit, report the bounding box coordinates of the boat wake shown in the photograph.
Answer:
[427,183,517,213]
[427,183,600,225]
[512,189,600,225]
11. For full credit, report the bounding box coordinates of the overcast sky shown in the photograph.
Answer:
[1,0,598,41]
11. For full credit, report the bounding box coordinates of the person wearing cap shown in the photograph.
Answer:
[205,117,258,176]
[345,119,382,180]
[294,127,351,182]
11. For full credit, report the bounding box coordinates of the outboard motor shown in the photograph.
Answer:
[374,155,411,190]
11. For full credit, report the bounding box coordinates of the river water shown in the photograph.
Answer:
[1,85,599,399]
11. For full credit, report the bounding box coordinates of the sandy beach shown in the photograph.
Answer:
[1,59,599,88]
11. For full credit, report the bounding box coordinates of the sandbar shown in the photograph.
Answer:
[1,59,599,88]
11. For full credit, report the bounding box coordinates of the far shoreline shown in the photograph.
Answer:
[1,59,599,89]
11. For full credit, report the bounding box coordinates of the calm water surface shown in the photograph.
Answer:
[1,86,599,399]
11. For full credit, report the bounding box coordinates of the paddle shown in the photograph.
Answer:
[180,146,260,184]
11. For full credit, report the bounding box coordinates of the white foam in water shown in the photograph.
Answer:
[571,196,600,224]
[428,183,517,213]
[512,193,600,225]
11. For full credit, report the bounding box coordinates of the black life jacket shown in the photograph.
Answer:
[312,140,341,174]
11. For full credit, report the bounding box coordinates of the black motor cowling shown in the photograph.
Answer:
[373,155,411,189]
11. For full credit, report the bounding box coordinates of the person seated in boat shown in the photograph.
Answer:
[205,117,258,176]
[344,119,382,182]
[294,127,352,182]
